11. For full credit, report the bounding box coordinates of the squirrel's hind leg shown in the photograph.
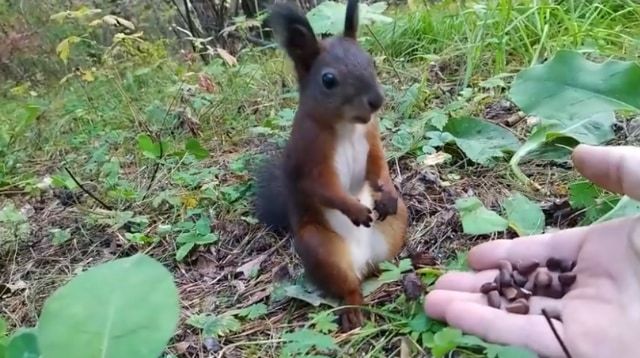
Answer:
[293,223,365,332]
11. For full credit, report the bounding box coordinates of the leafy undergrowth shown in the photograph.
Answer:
[1,0,640,357]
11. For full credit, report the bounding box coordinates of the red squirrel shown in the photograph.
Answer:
[255,0,408,331]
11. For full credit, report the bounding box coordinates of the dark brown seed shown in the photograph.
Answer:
[558,272,577,287]
[534,271,552,288]
[518,288,533,300]
[502,287,519,301]
[498,260,513,273]
[512,271,528,287]
[546,257,563,272]
[516,260,540,276]
[480,282,498,294]
[505,299,529,314]
[547,279,565,299]
[487,290,501,309]
[524,278,535,292]
[560,260,574,273]
[499,269,513,288]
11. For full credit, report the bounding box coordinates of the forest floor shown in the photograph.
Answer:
[2,1,640,357]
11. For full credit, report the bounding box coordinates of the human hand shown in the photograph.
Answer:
[425,145,640,358]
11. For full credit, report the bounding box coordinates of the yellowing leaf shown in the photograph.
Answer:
[80,69,95,82]
[89,19,103,26]
[56,36,81,64]
[423,152,451,166]
[181,194,198,209]
[102,15,135,30]
[216,48,237,66]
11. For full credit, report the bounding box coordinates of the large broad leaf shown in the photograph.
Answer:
[306,1,392,35]
[455,197,508,235]
[37,254,180,358]
[6,329,40,358]
[502,193,544,236]
[444,117,520,165]
[594,196,640,224]
[509,50,640,186]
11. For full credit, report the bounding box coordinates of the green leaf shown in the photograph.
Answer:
[502,192,544,236]
[176,242,195,261]
[194,217,211,235]
[595,195,640,224]
[456,197,508,235]
[445,251,470,271]
[432,327,463,357]
[509,50,640,185]
[185,139,209,160]
[422,110,448,130]
[50,228,72,245]
[398,83,421,117]
[137,134,162,159]
[407,310,431,333]
[281,329,337,357]
[310,311,338,334]
[6,329,40,358]
[569,181,600,209]
[123,233,155,244]
[486,344,537,358]
[237,303,268,321]
[176,232,217,245]
[444,117,520,165]
[378,258,413,283]
[306,1,392,35]
[37,254,180,358]
[202,315,241,338]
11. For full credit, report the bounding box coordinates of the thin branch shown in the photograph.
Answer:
[541,309,572,358]
[365,24,403,85]
[139,83,184,203]
[64,167,114,211]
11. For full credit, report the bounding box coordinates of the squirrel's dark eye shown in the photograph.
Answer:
[321,72,338,90]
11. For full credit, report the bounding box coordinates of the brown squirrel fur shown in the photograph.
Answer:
[255,0,408,331]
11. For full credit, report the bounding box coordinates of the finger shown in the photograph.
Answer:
[433,270,498,292]
[468,226,588,270]
[443,301,565,357]
[572,145,640,201]
[425,289,563,319]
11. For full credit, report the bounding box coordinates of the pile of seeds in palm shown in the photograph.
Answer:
[480,258,577,315]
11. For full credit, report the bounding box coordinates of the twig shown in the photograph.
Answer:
[63,167,114,211]
[139,83,184,203]
[541,308,572,358]
[365,24,403,85]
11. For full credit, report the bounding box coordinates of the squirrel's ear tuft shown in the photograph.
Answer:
[268,3,320,77]
[343,0,359,39]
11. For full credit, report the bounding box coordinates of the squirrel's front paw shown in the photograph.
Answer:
[347,203,373,227]
[374,189,398,221]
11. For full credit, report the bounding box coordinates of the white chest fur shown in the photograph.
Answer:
[323,123,390,278]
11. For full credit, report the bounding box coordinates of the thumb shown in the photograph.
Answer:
[572,145,640,201]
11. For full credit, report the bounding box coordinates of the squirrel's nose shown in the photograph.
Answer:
[367,92,384,112]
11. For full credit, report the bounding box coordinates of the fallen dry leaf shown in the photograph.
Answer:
[198,73,217,93]
[174,341,190,354]
[216,47,237,66]
[423,151,451,166]
[235,254,266,278]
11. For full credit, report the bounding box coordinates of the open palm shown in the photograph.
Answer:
[425,145,640,358]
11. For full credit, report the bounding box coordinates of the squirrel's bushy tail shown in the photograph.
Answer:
[253,156,290,231]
